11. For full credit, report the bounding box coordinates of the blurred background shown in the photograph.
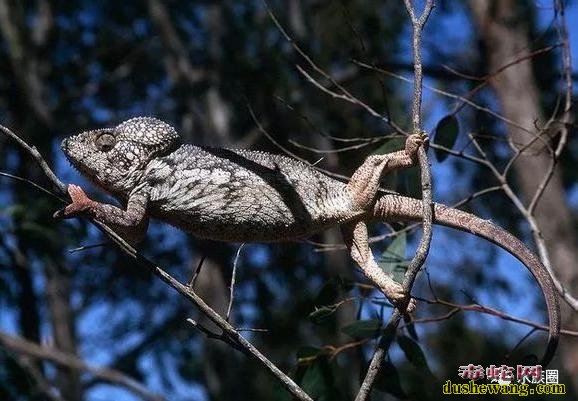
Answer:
[0,0,577,400]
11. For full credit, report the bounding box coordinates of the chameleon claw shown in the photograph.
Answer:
[382,281,416,313]
[53,184,94,219]
[397,297,417,313]
[405,131,429,159]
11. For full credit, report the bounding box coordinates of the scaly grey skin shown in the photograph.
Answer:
[55,117,559,366]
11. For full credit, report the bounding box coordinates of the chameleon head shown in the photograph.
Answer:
[61,117,180,194]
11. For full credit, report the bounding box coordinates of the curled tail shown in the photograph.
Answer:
[375,194,560,366]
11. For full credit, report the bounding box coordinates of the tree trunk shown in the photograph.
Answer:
[468,0,578,386]
[45,260,82,401]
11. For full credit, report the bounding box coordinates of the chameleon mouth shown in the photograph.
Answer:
[61,145,108,192]
[61,147,88,177]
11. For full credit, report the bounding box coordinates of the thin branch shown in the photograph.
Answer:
[104,231,312,400]
[527,0,573,215]
[0,125,66,194]
[288,137,383,154]
[13,355,66,401]
[264,0,406,135]
[274,95,381,143]
[502,128,555,178]
[67,243,106,254]
[521,208,578,310]
[411,297,578,337]
[0,171,64,201]
[402,307,461,327]
[227,243,244,322]
[401,150,433,297]
[452,44,559,116]
[400,0,435,299]
[354,309,402,401]
[324,339,369,361]
[247,103,398,194]
[470,128,578,310]
[186,318,246,355]
[507,329,538,359]
[0,331,164,401]
[354,60,544,141]
[555,0,573,157]
[404,0,434,132]
[355,2,434,400]
[461,127,578,310]
[236,327,269,333]
[187,255,206,289]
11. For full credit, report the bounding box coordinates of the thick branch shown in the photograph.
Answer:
[0,331,164,401]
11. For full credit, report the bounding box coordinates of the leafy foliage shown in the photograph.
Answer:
[433,114,460,162]
[379,232,408,284]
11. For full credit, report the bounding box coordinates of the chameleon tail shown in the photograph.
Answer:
[375,194,560,367]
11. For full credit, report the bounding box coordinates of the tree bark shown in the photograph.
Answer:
[45,260,82,401]
[468,0,578,386]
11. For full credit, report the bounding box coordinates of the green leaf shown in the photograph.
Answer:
[297,356,346,401]
[20,222,61,246]
[403,166,420,198]
[374,137,404,190]
[404,317,419,341]
[296,346,323,363]
[1,204,26,219]
[341,319,382,338]
[301,361,326,397]
[374,360,408,399]
[315,278,340,306]
[338,277,355,293]
[374,136,404,155]
[397,335,432,375]
[378,232,407,283]
[433,114,459,162]
[308,305,338,325]
[300,357,333,400]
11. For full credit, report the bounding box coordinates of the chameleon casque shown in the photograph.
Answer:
[55,117,560,365]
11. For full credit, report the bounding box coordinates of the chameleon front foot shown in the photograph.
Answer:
[53,184,94,219]
[405,131,429,160]
[346,132,428,210]
[378,280,416,313]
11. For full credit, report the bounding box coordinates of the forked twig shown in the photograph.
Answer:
[355,1,434,400]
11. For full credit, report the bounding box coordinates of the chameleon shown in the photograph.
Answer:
[54,116,559,365]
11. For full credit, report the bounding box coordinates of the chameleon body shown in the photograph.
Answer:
[56,117,560,365]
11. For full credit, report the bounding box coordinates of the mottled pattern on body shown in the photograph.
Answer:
[144,145,357,241]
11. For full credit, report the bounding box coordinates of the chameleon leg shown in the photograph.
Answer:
[54,184,150,245]
[346,132,427,209]
[341,220,416,312]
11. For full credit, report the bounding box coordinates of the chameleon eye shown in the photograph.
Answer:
[96,133,116,152]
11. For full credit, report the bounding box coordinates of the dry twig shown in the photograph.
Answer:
[355,2,434,400]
